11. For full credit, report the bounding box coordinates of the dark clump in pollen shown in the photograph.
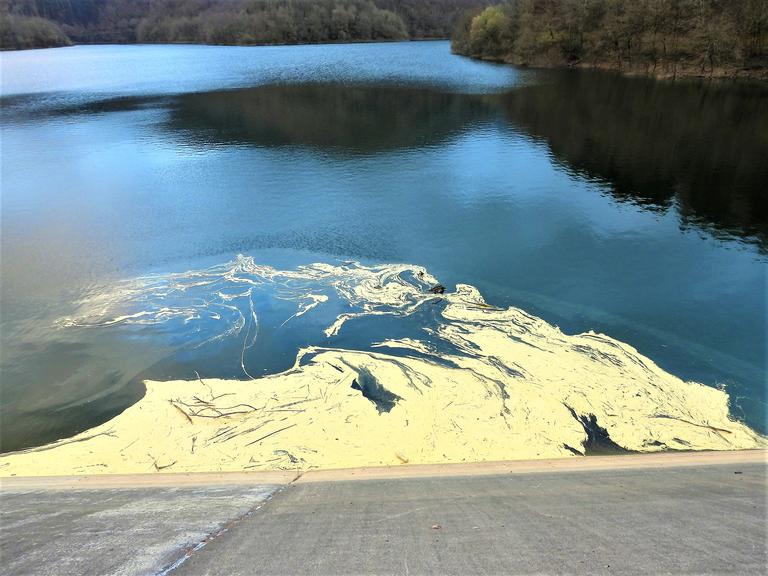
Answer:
[351,367,402,414]
[564,404,634,455]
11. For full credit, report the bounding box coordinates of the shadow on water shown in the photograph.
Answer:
[163,83,497,153]
[159,77,768,248]
[4,76,766,252]
[501,70,768,250]
[0,83,498,154]
[0,93,168,122]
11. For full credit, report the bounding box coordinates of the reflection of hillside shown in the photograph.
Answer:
[165,83,494,153]
[503,71,768,247]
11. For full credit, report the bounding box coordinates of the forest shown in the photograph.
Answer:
[0,0,488,49]
[451,0,768,78]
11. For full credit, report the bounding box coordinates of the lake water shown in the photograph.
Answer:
[1,41,766,452]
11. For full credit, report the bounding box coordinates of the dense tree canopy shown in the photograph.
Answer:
[1,0,488,49]
[0,10,70,48]
[1,0,150,43]
[137,0,407,45]
[375,0,490,38]
[452,0,768,78]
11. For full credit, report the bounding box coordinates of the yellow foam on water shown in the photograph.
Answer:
[2,270,763,477]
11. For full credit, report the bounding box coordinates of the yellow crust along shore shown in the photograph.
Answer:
[1,280,764,477]
[2,450,765,490]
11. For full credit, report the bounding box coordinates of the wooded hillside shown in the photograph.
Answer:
[1,0,488,49]
[451,0,767,78]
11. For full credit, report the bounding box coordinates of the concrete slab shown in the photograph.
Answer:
[0,484,284,576]
[177,463,767,575]
[2,452,765,575]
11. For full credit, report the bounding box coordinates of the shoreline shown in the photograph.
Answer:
[1,37,448,53]
[452,50,768,82]
[2,449,764,490]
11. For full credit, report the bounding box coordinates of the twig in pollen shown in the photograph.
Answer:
[273,398,319,409]
[194,369,235,401]
[208,426,236,443]
[653,414,732,434]
[214,421,274,443]
[194,370,214,399]
[186,409,252,419]
[245,424,298,446]
[148,453,177,471]
[13,429,118,455]
[173,398,260,419]
[120,438,139,453]
[214,403,260,412]
[170,401,193,424]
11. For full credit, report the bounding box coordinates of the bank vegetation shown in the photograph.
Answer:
[1,0,489,49]
[451,0,767,78]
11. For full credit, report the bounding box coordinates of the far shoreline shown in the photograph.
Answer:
[453,50,768,82]
[6,39,764,83]
[0,37,449,53]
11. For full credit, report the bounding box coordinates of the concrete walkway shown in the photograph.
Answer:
[0,484,286,575]
[1,452,765,575]
[177,461,767,575]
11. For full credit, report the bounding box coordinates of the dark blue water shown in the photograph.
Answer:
[1,42,765,451]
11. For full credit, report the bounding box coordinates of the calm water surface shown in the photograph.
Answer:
[1,42,766,451]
